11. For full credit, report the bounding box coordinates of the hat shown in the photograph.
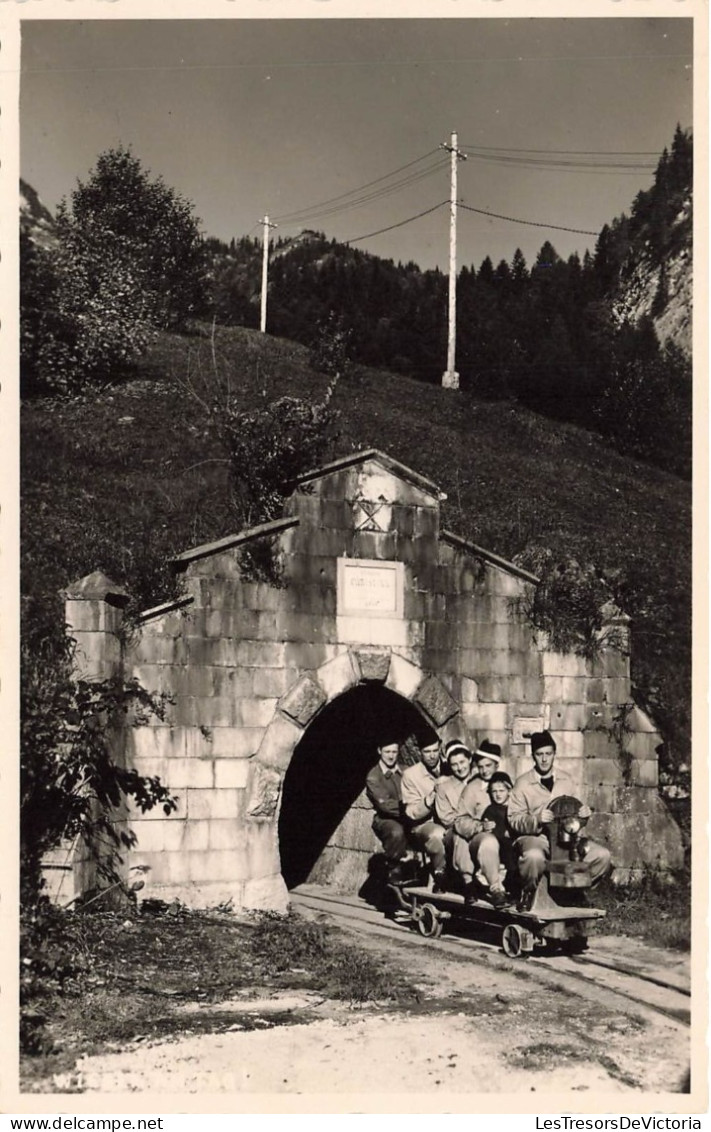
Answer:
[377,730,401,749]
[473,739,501,764]
[443,739,471,763]
[488,771,513,791]
[530,730,556,754]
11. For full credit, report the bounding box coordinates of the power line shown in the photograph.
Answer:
[459,201,599,236]
[462,152,656,173]
[277,158,450,229]
[346,200,449,244]
[276,159,449,228]
[267,137,658,236]
[272,148,441,223]
[460,144,660,156]
[24,52,692,77]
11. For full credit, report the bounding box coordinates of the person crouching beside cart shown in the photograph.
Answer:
[451,740,510,909]
[508,730,612,910]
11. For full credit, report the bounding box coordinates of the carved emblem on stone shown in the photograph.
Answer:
[353,494,391,532]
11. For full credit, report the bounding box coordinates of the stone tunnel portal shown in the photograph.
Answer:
[278,684,437,892]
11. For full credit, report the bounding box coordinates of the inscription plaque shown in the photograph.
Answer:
[337,558,404,619]
[512,715,547,745]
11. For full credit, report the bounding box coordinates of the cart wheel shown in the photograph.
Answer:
[417,902,443,939]
[502,923,527,958]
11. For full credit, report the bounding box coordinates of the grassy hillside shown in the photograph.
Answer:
[21,324,691,796]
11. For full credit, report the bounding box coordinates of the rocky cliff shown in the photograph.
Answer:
[612,197,692,356]
[20,178,57,250]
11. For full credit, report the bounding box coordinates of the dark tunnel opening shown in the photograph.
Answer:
[277,684,436,891]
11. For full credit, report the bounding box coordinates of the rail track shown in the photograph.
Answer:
[291,885,691,1030]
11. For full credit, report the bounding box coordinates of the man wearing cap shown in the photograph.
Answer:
[508,730,612,907]
[400,737,447,888]
[365,738,409,884]
[452,739,510,908]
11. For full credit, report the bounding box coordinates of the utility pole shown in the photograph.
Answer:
[439,132,467,389]
[259,215,278,333]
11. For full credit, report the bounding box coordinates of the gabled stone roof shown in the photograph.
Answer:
[167,451,538,584]
[295,448,447,501]
[61,570,130,606]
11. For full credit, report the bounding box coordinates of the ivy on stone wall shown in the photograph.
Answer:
[512,546,626,660]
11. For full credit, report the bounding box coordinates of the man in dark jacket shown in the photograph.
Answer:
[365,739,409,883]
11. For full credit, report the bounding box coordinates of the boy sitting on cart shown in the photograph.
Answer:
[481,771,516,879]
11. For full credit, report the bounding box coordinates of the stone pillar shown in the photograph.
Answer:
[62,570,130,681]
[41,571,130,904]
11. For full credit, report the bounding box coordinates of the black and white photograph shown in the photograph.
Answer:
[5,2,706,1115]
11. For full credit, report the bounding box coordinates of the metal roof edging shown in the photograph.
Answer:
[172,516,300,568]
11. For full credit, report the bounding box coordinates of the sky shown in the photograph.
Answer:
[20,17,693,272]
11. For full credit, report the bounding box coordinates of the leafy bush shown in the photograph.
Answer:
[594,864,690,950]
[23,232,157,396]
[219,389,340,531]
[20,613,179,1049]
[512,547,623,659]
[20,902,90,1054]
[21,619,177,899]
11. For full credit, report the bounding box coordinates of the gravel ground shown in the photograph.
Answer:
[50,932,690,1099]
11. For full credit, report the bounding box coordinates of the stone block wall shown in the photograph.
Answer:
[55,451,683,909]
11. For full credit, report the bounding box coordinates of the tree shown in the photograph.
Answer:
[28,216,158,394]
[20,232,61,397]
[510,248,529,293]
[596,340,691,478]
[309,311,353,378]
[66,146,207,329]
[477,256,495,285]
[21,147,208,394]
[533,240,561,274]
[669,124,693,194]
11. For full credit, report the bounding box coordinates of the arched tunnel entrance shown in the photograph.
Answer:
[278,684,437,892]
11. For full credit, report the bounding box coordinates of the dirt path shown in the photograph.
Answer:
[54,929,689,1097]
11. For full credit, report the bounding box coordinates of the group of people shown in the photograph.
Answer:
[365,729,612,910]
